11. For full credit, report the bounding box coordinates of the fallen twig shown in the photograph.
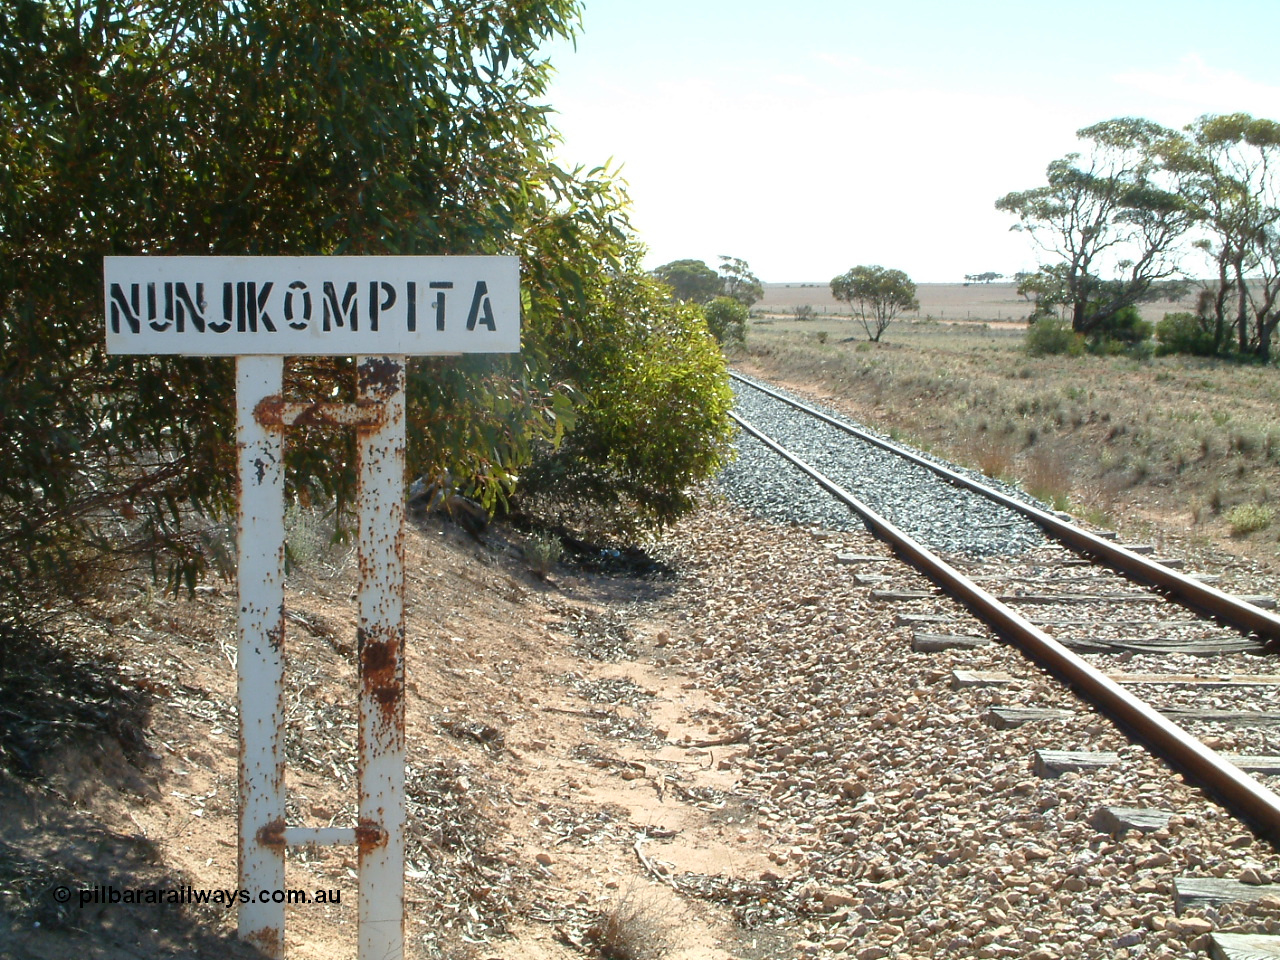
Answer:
[633,836,679,890]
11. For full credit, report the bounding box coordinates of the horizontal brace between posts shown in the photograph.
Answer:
[285,827,357,847]
[255,824,389,849]
[254,397,386,430]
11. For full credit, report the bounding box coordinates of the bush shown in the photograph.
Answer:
[1025,318,1085,357]
[1225,503,1275,536]
[0,0,589,623]
[703,296,748,345]
[1087,305,1152,355]
[515,264,735,537]
[1156,312,1219,356]
[523,533,563,578]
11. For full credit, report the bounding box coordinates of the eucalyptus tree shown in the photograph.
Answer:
[0,0,733,620]
[996,118,1192,336]
[651,259,723,304]
[1164,113,1280,359]
[829,265,919,342]
[718,256,763,307]
[1014,265,1071,321]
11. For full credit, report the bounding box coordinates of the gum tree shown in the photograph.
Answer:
[718,256,763,307]
[996,118,1192,335]
[0,0,732,620]
[1164,113,1280,358]
[651,259,723,303]
[829,265,919,342]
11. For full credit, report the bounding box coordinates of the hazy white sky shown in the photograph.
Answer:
[540,0,1280,283]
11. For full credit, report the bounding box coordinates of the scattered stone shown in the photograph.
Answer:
[895,613,953,627]
[871,589,938,601]
[1240,865,1274,886]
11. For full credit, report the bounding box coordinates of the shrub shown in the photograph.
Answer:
[516,266,735,537]
[1156,312,1219,356]
[703,296,748,345]
[1086,305,1152,355]
[1225,503,1275,536]
[0,0,596,623]
[1025,318,1085,357]
[586,886,672,960]
[523,533,563,579]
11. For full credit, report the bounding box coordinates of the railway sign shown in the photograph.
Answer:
[104,255,519,355]
[105,255,520,960]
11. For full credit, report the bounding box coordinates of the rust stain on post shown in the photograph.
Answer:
[256,818,287,848]
[245,926,284,954]
[355,820,389,853]
[358,628,404,721]
[254,396,386,430]
[253,394,287,427]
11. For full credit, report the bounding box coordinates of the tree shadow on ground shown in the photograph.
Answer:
[0,626,267,960]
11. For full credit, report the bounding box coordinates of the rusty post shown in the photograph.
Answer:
[236,356,287,958]
[355,355,407,960]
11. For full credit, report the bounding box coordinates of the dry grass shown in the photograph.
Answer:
[585,885,673,960]
[736,315,1280,569]
[1021,448,1073,512]
[968,432,1016,481]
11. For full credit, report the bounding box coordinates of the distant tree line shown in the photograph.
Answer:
[650,256,763,345]
[998,114,1280,361]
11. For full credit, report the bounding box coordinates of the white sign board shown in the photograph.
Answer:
[104,255,519,356]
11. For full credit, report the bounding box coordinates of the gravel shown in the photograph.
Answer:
[718,374,1045,558]
[649,503,1280,960]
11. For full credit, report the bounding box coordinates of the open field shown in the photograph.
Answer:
[735,315,1280,576]
[758,282,1202,325]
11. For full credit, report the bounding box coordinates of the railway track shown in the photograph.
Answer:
[726,370,1280,857]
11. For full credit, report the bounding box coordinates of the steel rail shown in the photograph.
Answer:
[731,410,1280,847]
[731,371,1280,643]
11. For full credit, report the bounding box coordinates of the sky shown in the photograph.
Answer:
[539,0,1280,284]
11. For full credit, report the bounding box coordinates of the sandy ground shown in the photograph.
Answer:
[0,511,792,960]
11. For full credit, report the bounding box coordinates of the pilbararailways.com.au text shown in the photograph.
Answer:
[58,884,342,909]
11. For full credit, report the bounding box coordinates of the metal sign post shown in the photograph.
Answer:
[106,256,519,960]
[353,355,406,960]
